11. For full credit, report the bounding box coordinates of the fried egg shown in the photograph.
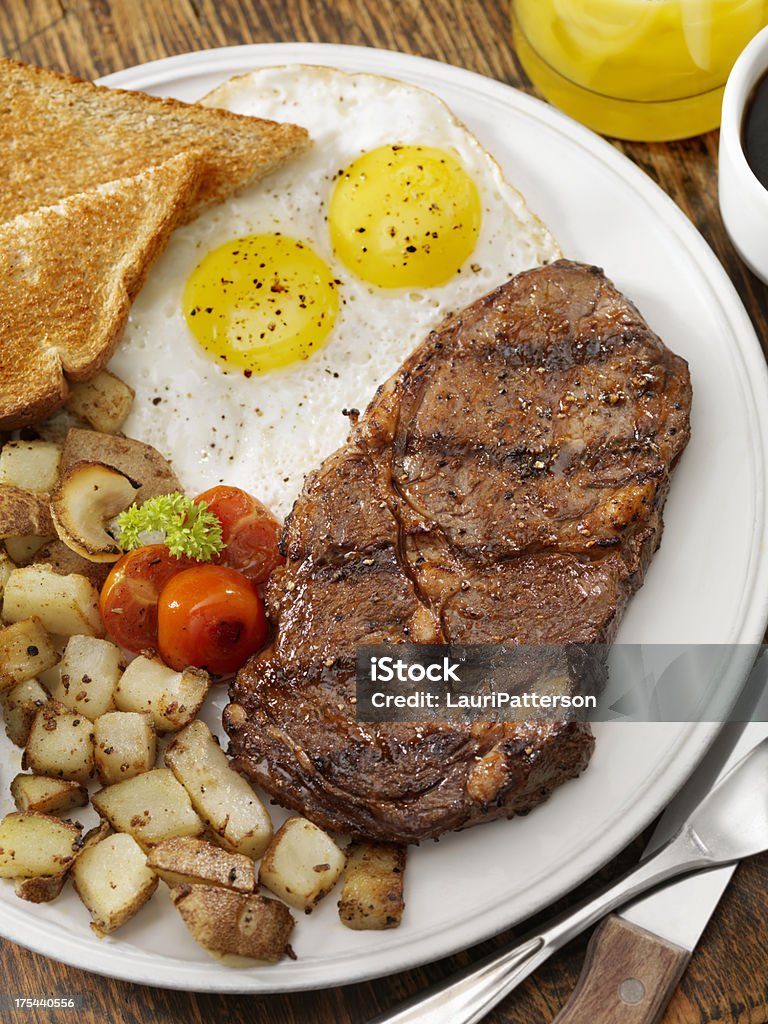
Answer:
[109,66,559,519]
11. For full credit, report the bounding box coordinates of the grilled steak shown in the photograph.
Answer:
[225,260,692,843]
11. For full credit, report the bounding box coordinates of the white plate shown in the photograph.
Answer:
[2,43,768,994]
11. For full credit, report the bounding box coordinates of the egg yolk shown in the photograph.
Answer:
[183,234,339,374]
[328,144,482,289]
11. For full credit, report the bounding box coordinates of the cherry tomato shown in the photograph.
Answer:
[195,485,284,584]
[157,564,268,676]
[99,545,197,653]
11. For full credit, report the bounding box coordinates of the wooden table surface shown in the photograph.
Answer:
[1,2,767,1022]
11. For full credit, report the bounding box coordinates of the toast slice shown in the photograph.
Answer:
[0,58,310,223]
[0,153,204,430]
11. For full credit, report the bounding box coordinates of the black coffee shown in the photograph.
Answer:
[743,70,768,190]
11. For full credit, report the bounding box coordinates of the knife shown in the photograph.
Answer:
[551,657,768,1024]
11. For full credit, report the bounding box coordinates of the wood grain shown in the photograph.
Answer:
[1,2,767,1023]
[552,916,690,1024]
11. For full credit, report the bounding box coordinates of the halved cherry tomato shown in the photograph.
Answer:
[157,564,268,676]
[99,545,197,653]
[195,485,284,584]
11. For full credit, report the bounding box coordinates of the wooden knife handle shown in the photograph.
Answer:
[551,915,691,1024]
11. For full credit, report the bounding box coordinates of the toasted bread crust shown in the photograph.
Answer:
[0,58,310,223]
[0,154,203,430]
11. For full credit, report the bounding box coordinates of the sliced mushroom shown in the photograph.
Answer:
[50,461,139,562]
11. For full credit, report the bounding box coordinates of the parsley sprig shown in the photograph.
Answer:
[116,493,224,561]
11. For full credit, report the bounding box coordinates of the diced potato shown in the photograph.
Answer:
[91,768,204,848]
[14,814,111,905]
[164,720,272,858]
[258,817,346,912]
[94,711,157,785]
[71,832,158,936]
[65,371,135,435]
[10,774,88,815]
[170,884,294,962]
[13,816,102,902]
[2,565,104,637]
[23,705,95,784]
[2,677,49,746]
[146,836,255,893]
[14,871,68,903]
[51,635,122,720]
[37,660,60,691]
[0,548,14,597]
[0,485,55,538]
[0,441,61,493]
[115,656,210,733]
[0,616,58,692]
[3,536,53,566]
[338,841,406,930]
[0,811,82,878]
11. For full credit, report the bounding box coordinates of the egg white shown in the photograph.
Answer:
[109,66,560,519]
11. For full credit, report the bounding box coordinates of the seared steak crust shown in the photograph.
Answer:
[225,260,692,843]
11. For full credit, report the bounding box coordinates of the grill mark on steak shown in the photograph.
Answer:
[225,260,692,843]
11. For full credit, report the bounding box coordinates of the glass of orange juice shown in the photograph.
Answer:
[511,0,768,140]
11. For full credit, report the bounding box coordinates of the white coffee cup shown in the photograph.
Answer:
[720,23,768,283]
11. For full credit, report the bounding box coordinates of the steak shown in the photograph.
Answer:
[225,260,692,843]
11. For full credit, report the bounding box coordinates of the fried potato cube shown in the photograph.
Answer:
[51,635,122,720]
[115,655,210,733]
[338,841,406,930]
[164,720,272,858]
[146,836,255,893]
[0,547,14,595]
[91,768,204,848]
[170,884,294,962]
[37,659,61,691]
[12,788,103,904]
[258,817,346,911]
[23,705,95,784]
[0,441,61,493]
[65,370,135,435]
[0,811,82,878]
[2,677,49,746]
[13,814,100,902]
[0,616,58,691]
[94,711,157,785]
[2,565,103,637]
[71,831,158,936]
[14,871,68,903]
[3,536,53,566]
[10,774,88,815]
[0,485,55,539]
